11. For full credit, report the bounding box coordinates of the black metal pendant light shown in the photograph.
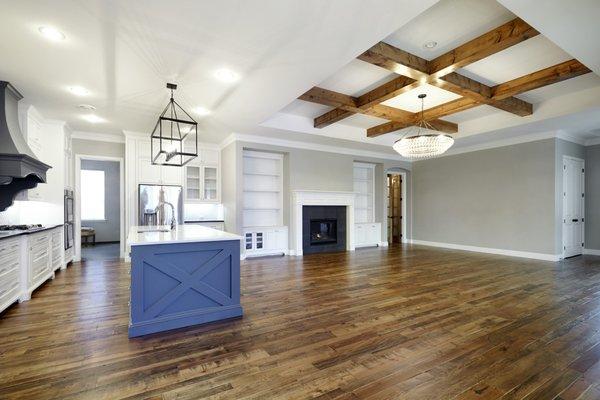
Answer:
[151,83,198,166]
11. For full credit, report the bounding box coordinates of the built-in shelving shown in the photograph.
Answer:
[353,162,375,224]
[243,150,283,228]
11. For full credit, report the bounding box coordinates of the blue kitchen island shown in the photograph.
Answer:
[127,225,242,338]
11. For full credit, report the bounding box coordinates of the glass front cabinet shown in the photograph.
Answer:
[184,151,219,202]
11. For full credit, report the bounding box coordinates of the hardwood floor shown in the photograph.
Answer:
[1,245,600,399]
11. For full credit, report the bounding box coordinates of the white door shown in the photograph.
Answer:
[562,157,585,258]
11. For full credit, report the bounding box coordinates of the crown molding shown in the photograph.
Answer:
[219,132,406,162]
[585,137,600,146]
[71,131,125,143]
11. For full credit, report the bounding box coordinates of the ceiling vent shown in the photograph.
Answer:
[0,81,51,211]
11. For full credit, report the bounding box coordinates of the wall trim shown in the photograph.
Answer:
[72,131,125,143]
[409,239,560,262]
[220,132,406,162]
[74,154,126,260]
[585,137,600,146]
[584,248,600,256]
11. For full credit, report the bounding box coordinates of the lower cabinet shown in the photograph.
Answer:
[0,226,66,313]
[0,237,21,315]
[243,226,288,257]
[354,222,382,248]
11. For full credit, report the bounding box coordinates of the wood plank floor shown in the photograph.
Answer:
[1,245,600,399]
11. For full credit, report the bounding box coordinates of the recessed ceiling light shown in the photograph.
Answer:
[77,104,96,111]
[194,106,211,116]
[68,86,89,96]
[81,114,105,123]
[38,26,65,41]
[423,41,438,49]
[214,68,239,83]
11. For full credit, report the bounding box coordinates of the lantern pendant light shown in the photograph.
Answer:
[392,93,454,160]
[150,83,198,167]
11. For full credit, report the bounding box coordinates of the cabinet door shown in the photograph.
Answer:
[161,165,183,185]
[203,166,218,201]
[244,232,253,251]
[202,149,219,165]
[138,157,161,184]
[274,228,287,250]
[185,165,202,201]
[263,230,277,251]
[355,224,366,246]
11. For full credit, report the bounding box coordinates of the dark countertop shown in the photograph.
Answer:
[184,220,225,223]
[0,224,63,241]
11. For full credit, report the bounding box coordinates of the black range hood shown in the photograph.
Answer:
[0,81,51,211]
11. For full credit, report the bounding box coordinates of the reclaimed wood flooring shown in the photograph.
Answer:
[1,245,600,399]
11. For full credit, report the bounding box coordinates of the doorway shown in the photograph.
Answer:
[562,156,585,258]
[75,155,125,262]
[387,173,402,244]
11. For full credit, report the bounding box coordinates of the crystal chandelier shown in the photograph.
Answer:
[392,93,454,160]
[150,83,198,167]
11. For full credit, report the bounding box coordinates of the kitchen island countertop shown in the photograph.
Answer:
[127,224,241,247]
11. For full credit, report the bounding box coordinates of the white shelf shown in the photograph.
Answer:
[243,150,284,228]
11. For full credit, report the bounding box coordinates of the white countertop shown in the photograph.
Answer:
[127,225,241,246]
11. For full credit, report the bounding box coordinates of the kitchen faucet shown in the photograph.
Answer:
[155,201,176,230]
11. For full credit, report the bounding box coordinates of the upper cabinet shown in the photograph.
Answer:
[136,141,183,185]
[184,148,220,203]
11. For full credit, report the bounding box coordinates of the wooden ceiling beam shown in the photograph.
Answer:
[299,86,456,133]
[358,43,533,117]
[431,73,533,116]
[311,76,420,128]
[429,18,539,78]
[366,116,458,138]
[491,59,591,100]
[357,42,430,80]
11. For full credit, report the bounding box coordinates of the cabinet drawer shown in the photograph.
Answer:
[30,233,50,251]
[0,253,20,278]
[0,269,19,298]
[0,238,20,258]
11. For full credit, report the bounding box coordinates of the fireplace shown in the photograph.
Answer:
[310,219,337,245]
[302,206,346,254]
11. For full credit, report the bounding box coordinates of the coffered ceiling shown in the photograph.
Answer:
[1,0,599,150]
[267,0,600,149]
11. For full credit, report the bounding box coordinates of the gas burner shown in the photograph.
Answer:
[0,224,43,231]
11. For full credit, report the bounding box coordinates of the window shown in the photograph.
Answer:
[81,169,105,220]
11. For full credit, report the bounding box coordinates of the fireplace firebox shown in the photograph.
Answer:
[302,206,346,254]
[310,219,337,245]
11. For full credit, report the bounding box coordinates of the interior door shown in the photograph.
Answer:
[562,157,585,258]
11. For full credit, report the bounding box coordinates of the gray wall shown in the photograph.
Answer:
[412,139,557,255]
[554,139,586,254]
[221,140,411,246]
[80,159,120,242]
[586,144,600,250]
[72,139,125,159]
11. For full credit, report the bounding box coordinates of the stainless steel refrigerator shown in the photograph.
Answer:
[138,184,183,226]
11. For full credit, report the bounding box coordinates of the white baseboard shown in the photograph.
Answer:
[409,239,560,262]
[584,248,600,256]
[379,241,389,247]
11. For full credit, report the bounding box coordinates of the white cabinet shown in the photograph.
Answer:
[185,164,219,203]
[27,231,52,291]
[243,226,288,257]
[1,227,65,309]
[354,223,381,248]
[0,237,21,314]
[51,227,63,272]
[137,156,181,185]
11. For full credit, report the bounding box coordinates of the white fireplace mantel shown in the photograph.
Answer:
[291,190,355,256]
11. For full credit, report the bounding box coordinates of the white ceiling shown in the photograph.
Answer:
[268,0,600,148]
[0,0,437,142]
[2,0,600,152]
